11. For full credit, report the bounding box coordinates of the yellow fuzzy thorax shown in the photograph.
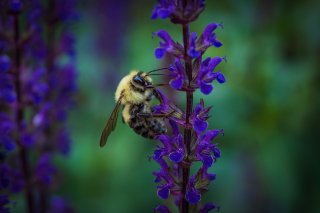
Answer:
[114,70,153,105]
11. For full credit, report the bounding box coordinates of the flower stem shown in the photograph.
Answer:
[13,13,35,213]
[180,21,194,213]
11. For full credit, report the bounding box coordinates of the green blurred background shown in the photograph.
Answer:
[54,0,320,212]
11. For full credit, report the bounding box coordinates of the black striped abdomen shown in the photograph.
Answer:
[128,104,166,139]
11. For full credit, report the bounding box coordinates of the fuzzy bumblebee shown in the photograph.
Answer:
[99,70,167,147]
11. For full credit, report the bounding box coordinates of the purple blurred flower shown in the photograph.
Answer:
[0,195,10,213]
[151,0,205,23]
[0,113,15,151]
[25,67,49,105]
[35,154,56,186]
[48,196,75,213]
[154,30,183,59]
[55,0,78,22]
[60,32,76,57]
[0,55,11,72]
[56,129,71,155]
[9,0,23,12]
[0,74,16,103]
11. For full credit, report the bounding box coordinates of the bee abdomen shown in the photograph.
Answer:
[129,118,166,139]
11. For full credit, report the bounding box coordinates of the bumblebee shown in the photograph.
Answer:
[99,70,169,147]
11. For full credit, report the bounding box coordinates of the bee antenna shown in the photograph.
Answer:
[147,73,170,76]
[146,83,169,89]
[146,67,170,74]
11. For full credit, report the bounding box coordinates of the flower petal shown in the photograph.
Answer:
[155,48,165,59]
[216,73,226,83]
[186,188,201,204]
[194,119,208,133]
[170,76,184,90]
[169,150,184,163]
[157,185,170,199]
[200,82,213,95]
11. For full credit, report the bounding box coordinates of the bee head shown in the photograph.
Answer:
[131,71,152,91]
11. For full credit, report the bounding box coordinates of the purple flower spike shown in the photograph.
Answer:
[151,0,226,211]
[155,205,171,213]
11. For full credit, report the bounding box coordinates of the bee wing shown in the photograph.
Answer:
[99,94,123,148]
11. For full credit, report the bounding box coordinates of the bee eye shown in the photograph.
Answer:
[133,75,145,85]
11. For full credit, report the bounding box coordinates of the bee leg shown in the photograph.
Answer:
[137,111,174,118]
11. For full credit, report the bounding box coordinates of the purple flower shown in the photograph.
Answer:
[197,23,223,54]
[48,196,75,213]
[0,195,10,213]
[9,0,23,12]
[0,113,15,151]
[168,59,185,90]
[190,102,211,134]
[155,124,185,163]
[196,57,225,95]
[0,164,11,190]
[151,0,205,23]
[35,154,56,186]
[155,205,171,213]
[196,129,222,167]
[154,30,183,59]
[186,176,201,204]
[56,129,71,155]
[153,157,175,200]
[60,32,76,57]
[151,0,176,19]
[0,55,11,72]
[188,32,200,58]
[25,67,48,105]
[157,184,171,199]
[0,74,16,103]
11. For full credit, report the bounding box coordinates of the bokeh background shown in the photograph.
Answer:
[50,0,320,212]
